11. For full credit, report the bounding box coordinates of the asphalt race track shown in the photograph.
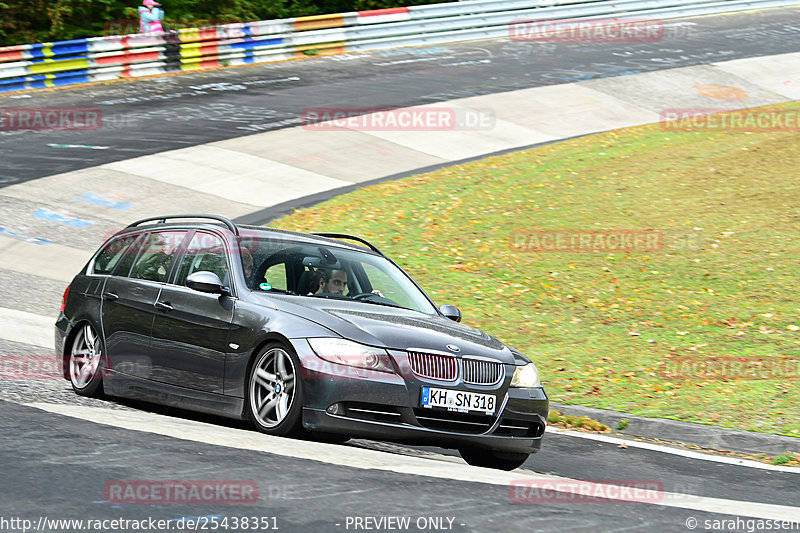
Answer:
[4,399,800,532]
[1,6,800,533]
[1,7,800,184]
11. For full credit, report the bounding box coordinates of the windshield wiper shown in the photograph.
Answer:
[306,293,409,310]
[307,293,350,301]
[255,287,300,296]
[352,299,408,310]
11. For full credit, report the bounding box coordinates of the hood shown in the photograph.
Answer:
[263,294,515,364]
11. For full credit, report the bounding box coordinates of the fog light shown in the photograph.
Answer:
[326,403,342,415]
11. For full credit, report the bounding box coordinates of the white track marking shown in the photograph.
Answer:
[26,402,800,521]
[0,307,54,349]
[551,429,800,474]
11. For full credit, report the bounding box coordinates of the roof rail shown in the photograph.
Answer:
[126,214,239,236]
[313,233,384,256]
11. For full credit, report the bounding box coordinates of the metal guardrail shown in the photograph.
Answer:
[0,0,796,93]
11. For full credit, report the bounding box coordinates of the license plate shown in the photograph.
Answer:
[421,386,496,415]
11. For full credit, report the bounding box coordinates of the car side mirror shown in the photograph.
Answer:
[439,304,462,322]
[186,271,229,295]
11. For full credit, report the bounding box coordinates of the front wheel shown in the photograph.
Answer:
[69,323,105,397]
[245,343,304,436]
[458,447,530,471]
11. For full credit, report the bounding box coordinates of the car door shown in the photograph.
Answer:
[101,230,188,379]
[148,230,234,394]
[81,231,141,320]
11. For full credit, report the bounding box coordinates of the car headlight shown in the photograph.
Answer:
[307,338,396,374]
[510,362,542,388]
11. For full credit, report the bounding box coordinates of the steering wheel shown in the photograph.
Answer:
[350,292,376,300]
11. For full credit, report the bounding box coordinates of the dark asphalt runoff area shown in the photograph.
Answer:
[1,400,796,533]
[1,7,799,185]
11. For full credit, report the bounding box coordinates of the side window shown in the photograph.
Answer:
[175,231,229,286]
[263,263,287,291]
[114,234,146,278]
[129,231,187,282]
[92,235,138,275]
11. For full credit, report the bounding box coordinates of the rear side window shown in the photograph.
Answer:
[262,262,287,291]
[92,235,138,275]
[175,231,229,286]
[129,231,188,282]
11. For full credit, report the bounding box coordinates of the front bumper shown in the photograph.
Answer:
[291,340,548,454]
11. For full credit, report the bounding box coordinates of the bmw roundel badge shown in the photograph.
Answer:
[446,344,461,353]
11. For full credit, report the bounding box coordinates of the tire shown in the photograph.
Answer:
[68,323,105,397]
[245,342,304,436]
[458,447,530,471]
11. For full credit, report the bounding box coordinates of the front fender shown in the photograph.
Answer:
[223,299,339,398]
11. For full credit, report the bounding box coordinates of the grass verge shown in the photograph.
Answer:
[272,103,800,437]
[547,410,610,433]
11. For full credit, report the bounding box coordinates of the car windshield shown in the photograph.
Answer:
[241,236,438,315]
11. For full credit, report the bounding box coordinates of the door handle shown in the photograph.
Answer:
[102,292,119,301]
[154,301,173,312]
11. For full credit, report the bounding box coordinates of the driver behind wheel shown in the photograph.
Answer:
[315,268,348,295]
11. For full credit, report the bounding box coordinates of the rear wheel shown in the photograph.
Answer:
[458,447,530,471]
[245,343,304,436]
[69,323,105,397]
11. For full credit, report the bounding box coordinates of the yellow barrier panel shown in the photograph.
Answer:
[293,14,345,31]
[293,41,346,59]
[180,43,204,58]
[179,28,201,43]
[28,57,90,74]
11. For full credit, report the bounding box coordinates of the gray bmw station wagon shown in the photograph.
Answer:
[55,215,548,470]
